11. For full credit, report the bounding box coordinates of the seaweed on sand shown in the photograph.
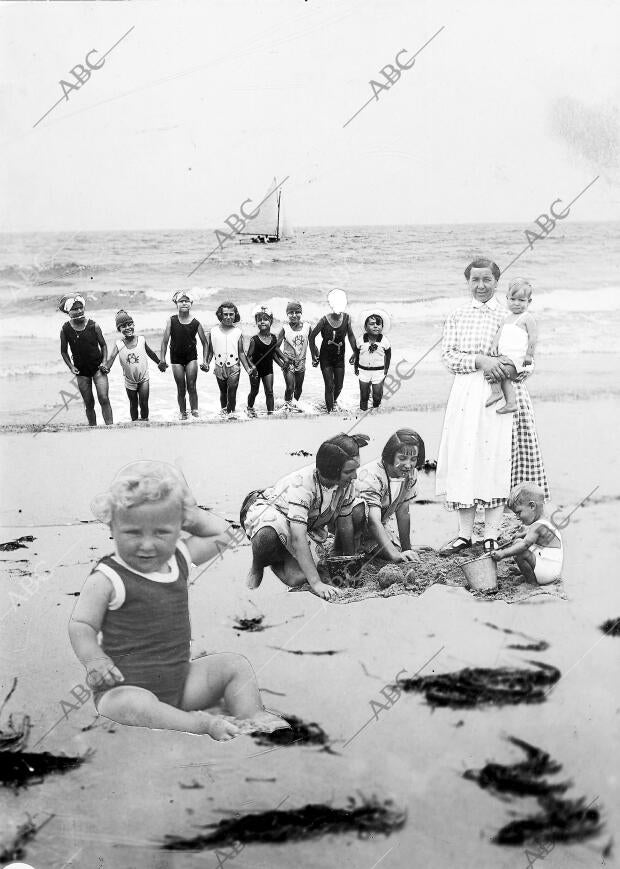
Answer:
[162,795,406,850]
[600,617,620,636]
[0,535,35,552]
[250,714,332,750]
[396,660,560,708]
[0,814,54,862]
[463,737,567,797]
[232,615,266,632]
[464,737,603,847]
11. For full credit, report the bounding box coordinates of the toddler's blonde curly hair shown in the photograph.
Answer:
[91,461,197,525]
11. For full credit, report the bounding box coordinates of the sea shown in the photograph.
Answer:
[0,222,618,426]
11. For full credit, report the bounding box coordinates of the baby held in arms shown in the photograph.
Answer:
[491,482,563,584]
[68,461,288,740]
[486,278,538,414]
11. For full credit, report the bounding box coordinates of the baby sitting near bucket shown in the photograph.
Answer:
[491,483,563,584]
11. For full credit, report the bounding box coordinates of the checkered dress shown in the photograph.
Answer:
[437,297,549,508]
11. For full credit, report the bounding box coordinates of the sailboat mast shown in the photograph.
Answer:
[276,190,281,241]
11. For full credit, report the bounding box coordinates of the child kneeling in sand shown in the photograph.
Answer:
[491,482,563,584]
[486,279,538,414]
[240,434,369,601]
[69,461,287,740]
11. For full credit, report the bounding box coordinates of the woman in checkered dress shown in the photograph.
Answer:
[436,258,549,554]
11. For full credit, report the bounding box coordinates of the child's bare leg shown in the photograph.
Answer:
[333,503,365,554]
[185,361,198,412]
[485,379,503,407]
[77,375,97,426]
[97,685,237,739]
[497,363,518,414]
[270,554,312,588]
[247,526,288,588]
[137,381,149,420]
[126,388,139,421]
[93,370,113,425]
[172,364,187,413]
[515,550,537,584]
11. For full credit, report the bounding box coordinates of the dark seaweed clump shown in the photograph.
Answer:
[396,661,560,708]
[463,737,566,797]
[233,616,266,632]
[0,535,35,552]
[0,749,91,790]
[251,714,332,749]
[0,814,54,862]
[464,736,603,846]
[290,450,312,457]
[600,617,620,637]
[162,795,406,850]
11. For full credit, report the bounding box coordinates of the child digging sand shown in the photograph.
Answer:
[68,461,288,739]
[100,310,166,422]
[486,278,538,414]
[491,482,563,584]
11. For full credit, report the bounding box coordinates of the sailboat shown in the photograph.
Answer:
[239,177,293,244]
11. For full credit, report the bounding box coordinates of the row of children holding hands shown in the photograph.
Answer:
[58,292,393,425]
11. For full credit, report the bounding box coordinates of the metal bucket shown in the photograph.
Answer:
[323,554,366,586]
[460,553,498,591]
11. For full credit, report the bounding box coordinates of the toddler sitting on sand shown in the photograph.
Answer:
[486,279,538,414]
[491,482,563,584]
[68,461,287,740]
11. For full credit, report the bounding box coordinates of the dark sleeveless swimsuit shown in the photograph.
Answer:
[249,334,278,377]
[170,315,199,365]
[62,319,102,377]
[318,314,349,366]
[92,548,191,708]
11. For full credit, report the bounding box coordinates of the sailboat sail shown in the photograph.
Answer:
[239,177,280,237]
[278,190,294,239]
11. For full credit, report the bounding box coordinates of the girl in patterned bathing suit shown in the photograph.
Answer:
[68,462,288,739]
[276,300,311,408]
[436,258,549,555]
[160,292,209,420]
[101,310,166,422]
[240,433,370,601]
[59,294,113,426]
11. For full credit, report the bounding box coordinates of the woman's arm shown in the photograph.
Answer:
[95,325,108,367]
[442,313,502,380]
[346,318,357,353]
[197,324,210,367]
[69,572,124,687]
[160,318,171,363]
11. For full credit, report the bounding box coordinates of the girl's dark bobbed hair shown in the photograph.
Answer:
[381,429,425,470]
[216,302,241,323]
[464,258,501,282]
[316,433,370,481]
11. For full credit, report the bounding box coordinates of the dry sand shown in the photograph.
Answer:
[1,399,619,868]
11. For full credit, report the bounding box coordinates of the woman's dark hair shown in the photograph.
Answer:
[316,433,370,481]
[464,258,501,282]
[381,429,425,470]
[216,302,241,323]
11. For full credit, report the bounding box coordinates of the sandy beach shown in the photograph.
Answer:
[1,399,618,868]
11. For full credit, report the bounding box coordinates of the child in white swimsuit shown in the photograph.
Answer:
[487,279,538,414]
[491,482,563,584]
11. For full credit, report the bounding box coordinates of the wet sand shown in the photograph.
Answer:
[1,399,619,868]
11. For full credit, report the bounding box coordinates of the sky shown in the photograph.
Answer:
[1,0,619,231]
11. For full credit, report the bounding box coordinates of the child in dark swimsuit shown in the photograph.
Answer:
[58,294,113,426]
[309,290,357,413]
[160,292,209,420]
[69,461,289,738]
[246,306,288,416]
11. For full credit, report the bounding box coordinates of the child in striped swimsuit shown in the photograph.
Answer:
[69,461,288,739]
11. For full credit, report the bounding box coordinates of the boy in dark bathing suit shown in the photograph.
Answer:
[59,294,113,426]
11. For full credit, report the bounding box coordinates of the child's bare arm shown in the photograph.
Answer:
[523,314,538,363]
[60,329,78,374]
[384,346,392,375]
[289,522,339,599]
[240,335,255,376]
[275,327,285,349]
[95,325,109,367]
[102,344,119,373]
[144,341,161,365]
[491,526,540,560]
[490,324,502,356]
[160,318,171,362]
[183,506,237,566]
[69,572,124,687]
